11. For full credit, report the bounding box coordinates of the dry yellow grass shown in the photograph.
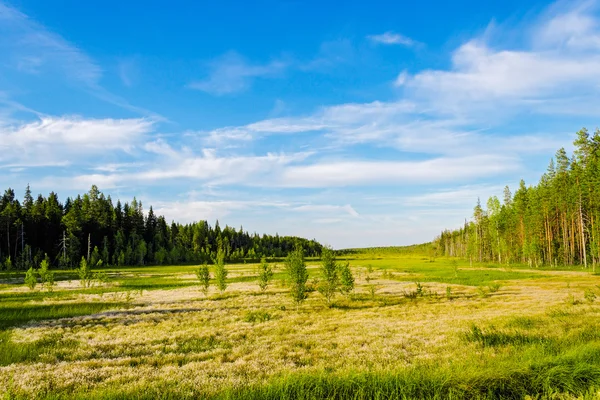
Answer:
[1,260,600,398]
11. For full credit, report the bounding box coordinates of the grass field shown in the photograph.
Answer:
[2,252,600,399]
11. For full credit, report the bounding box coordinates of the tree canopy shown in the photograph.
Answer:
[436,128,600,270]
[0,185,322,269]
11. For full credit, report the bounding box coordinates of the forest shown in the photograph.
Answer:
[0,185,322,269]
[436,128,600,269]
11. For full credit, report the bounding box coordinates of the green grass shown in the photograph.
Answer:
[0,301,125,330]
[0,331,79,366]
[351,257,549,286]
[2,249,600,399]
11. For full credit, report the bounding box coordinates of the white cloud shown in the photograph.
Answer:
[368,31,417,46]
[0,3,160,118]
[403,185,505,207]
[397,3,600,117]
[293,204,360,217]
[0,116,155,167]
[0,2,101,85]
[278,155,518,188]
[188,51,288,95]
[534,1,600,50]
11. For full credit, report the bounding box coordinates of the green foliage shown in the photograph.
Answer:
[3,256,12,272]
[24,267,37,290]
[0,301,125,330]
[339,261,355,296]
[244,310,271,323]
[90,246,101,267]
[585,288,597,303]
[488,282,502,293]
[93,270,108,284]
[257,257,273,292]
[285,247,309,307]
[214,246,228,292]
[437,127,600,269]
[39,257,55,292]
[445,286,453,300]
[196,263,210,294]
[77,257,93,288]
[317,247,339,305]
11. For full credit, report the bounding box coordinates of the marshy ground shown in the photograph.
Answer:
[2,252,600,399]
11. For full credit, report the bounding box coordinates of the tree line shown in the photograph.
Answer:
[436,128,600,270]
[0,185,322,269]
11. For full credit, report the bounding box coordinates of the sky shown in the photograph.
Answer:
[1,0,599,248]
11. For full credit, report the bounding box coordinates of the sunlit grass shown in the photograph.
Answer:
[2,250,600,399]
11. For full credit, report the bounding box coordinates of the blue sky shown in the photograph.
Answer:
[1,0,599,248]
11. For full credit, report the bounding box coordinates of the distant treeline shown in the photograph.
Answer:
[0,185,322,269]
[336,243,434,256]
[436,128,600,268]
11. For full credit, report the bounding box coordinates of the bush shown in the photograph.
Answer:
[196,263,210,294]
[24,267,37,290]
[257,257,273,292]
[79,257,93,287]
[39,257,55,292]
[339,262,355,296]
[318,247,338,305]
[285,247,308,307]
[214,246,228,292]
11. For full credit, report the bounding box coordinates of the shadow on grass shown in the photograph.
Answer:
[0,302,126,330]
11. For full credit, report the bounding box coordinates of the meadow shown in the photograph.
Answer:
[2,250,600,399]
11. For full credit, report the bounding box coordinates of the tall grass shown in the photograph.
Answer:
[0,302,125,330]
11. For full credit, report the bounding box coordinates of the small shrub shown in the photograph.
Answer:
[285,247,309,308]
[445,286,453,300]
[488,283,502,293]
[24,267,38,290]
[368,284,377,299]
[244,310,271,323]
[584,288,597,303]
[415,282,424,297]
[214,246,228,292]
[477,287,490,298]
[318,247,339,306]
[77,257,93,288]
[339,262,355,296]
[93,271,109,284]
[196,264,210,295]
[38,257,55,292]
[257,257,273,292]
[565,293,582,306]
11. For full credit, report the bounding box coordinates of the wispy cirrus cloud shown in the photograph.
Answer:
[188,51,288,95]
[0,2,101,85]
[368,31,418,46]
[0,2,160,118]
